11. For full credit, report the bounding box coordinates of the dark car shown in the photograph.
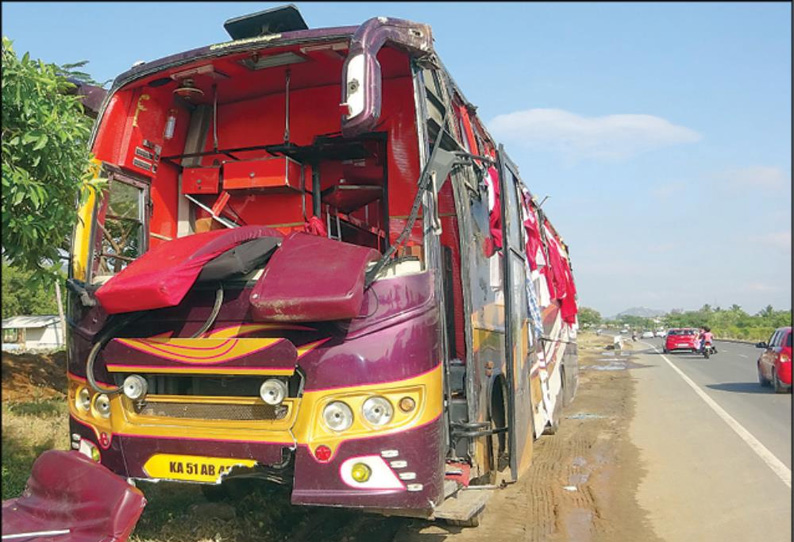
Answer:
[756,326,792,393]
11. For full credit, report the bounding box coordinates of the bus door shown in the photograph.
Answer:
[497,146,536,480]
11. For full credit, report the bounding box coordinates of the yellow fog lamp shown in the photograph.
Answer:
[351,463,372,483]
[90,445,101,462]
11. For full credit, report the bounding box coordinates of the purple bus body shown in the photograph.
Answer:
[69,271,443,509]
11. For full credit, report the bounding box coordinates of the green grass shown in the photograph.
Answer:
[1,399,69,500]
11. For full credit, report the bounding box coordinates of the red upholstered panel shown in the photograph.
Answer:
[96,225,282,314]
[250,232,380,322]
[1,450,146,542]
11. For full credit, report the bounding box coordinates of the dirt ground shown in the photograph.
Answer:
[380,335,659,542]
[1,349,67,401]
[1,336,657,541]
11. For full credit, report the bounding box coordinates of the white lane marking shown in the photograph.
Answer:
[738,354,748,358]
[641,342,791,489]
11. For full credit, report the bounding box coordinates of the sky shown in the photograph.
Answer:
[2,2,791,317]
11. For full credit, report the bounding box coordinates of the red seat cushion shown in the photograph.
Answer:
[250,232,380,322]
[96,225,282,314]
[1,450,146,542]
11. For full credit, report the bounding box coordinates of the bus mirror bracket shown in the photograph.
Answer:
[341,17,434,137]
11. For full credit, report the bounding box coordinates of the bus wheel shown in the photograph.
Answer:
[490,378,508,473]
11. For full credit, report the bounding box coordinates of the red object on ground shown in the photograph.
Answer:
[250,232,380,322]
[1,450,146,542]
[95,225,282,314]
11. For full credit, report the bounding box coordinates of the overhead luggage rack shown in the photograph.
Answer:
[321,184,382,214]
[224,156,304,194]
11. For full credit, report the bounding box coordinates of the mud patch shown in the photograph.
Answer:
[394,336,661,542]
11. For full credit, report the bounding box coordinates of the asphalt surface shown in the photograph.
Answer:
[626,336,791,542]
[639,337,791,469]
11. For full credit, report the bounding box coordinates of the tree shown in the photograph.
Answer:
[1,37,98,279]
[1,261,61,318]
[577,306,602,328]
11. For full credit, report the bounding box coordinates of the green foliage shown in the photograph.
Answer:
[601,304,790,342]
[1,37,97,279]
[615,315,656,330]
[577,306,602,328]
[57,60,111,88]
[660,305,791,342]
[1,261,63,318]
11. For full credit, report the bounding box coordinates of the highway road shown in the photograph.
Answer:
[628,336,791,542]
[639,337,791,469]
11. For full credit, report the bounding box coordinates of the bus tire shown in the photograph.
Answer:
[489,377,508,476]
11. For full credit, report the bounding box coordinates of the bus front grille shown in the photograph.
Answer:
[135,400,289,421]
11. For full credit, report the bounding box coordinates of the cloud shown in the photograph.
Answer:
[488,108,702,162]
[746,231,791,251]
[714,166,789,192]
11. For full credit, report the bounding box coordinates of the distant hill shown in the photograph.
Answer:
[611,307,666,319]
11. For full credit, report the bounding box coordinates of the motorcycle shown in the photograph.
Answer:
[702,341,716,359]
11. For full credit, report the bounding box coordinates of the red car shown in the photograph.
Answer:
[663,328,700,353]
[756,326,792,393]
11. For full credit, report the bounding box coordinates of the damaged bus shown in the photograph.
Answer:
[66,6,579,525]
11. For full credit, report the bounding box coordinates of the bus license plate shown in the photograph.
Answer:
[143,453,257,483]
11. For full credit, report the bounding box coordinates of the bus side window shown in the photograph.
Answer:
[91,177,148,283]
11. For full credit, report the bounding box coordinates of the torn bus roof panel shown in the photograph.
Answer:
[1,450,146,542]
[250,232,380,322]
[95,225,283,314]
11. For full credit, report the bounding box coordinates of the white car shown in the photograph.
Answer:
[641,331,655,339]
[655,330,665,337]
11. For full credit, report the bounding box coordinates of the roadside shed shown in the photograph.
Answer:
[1,315,64,351]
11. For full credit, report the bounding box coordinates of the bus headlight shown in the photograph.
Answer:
[362,396,393,427]
[76,388,91,412]
[95,394,111,418]
[323,401,353,432]
[260,379,288,406]
[123,375,148,400]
